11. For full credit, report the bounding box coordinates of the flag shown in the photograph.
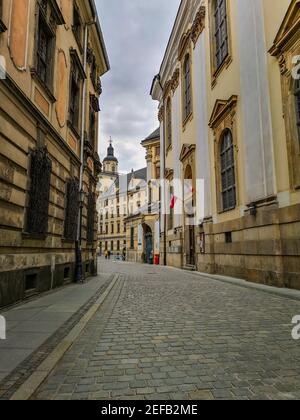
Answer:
[170,193,177,209]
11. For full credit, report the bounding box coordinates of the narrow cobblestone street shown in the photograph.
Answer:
[32,259,300,400]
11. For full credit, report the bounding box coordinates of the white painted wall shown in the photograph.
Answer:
[172,86,183,228]
[193,32,212,221]
[235,0,277,203]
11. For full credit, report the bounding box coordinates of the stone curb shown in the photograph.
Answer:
[172,268,300,302]
[10,274,120,401]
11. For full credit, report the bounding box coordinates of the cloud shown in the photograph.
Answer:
[96,0,181,173]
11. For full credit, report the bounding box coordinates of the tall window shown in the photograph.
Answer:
[220,130,236,211]
[214,0,229,70]
[69,56,81,131]
[36,7,54,88]
[89,107,96,149]
[183,54,192,121]
[64,179,79,241]
[166,98,172,149]
[72,3,82,49]
[295,79,300,144]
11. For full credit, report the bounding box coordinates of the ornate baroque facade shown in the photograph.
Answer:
[0,0,109,307]
[151,0,300,289]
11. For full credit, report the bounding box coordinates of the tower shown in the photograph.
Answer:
[103,137,118,174]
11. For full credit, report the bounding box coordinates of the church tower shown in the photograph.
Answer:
[103,138,118,174]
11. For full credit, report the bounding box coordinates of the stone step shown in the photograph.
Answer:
[183,265,196,272]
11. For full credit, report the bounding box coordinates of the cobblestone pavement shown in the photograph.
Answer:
[33,260,300,400]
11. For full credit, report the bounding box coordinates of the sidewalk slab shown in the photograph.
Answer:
[0,274,110,379]
[185,270,300,302]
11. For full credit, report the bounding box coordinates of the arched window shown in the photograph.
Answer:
[214,0,229,70]
[220,129,236,211]
[295,79,300,144]
[183,54,192,120]
[166,97,172,149]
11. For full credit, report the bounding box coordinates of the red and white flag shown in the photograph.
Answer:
[170,193,177,209]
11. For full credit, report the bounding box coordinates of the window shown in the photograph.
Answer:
[156,146,160,157]
[105,224,108,234]
[26,147,52,236]
[64,179,79,241]
[166,98,172,149]
[156,166,160,180]
[117,241,120,252]
[225,232,232,243]
[69,51,84,131]
[0,0,7,32]
[72,3,82,49]
[220,130,236,211]
[130,227,134,249]
[214,0,229,70]
[117,223,120,234]
[295,79,300,144]
[117,206,120,218]
[111,223,114,234]
[124,223,126,233]
[100,225,103,235]
[183,54,192,121]
[111,241,114,251]
[89,107,96,149]
[36,6,55,88]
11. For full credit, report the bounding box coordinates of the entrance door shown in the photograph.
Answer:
[145,232,153,264]
[186,226,195,266]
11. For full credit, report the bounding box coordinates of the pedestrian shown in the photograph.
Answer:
[108,250,111,260]
[104,250,108,260]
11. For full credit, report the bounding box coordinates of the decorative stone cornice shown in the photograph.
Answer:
[191,6,206,45]
[158,107,164,123]
[171,68,180,92]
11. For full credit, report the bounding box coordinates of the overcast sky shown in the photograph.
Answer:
[96,0,181,173]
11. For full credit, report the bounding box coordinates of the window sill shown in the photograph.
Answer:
[166,145,172,155]
[182,112,193,130]
[67,120,81,140]
[211,55,232,89]
[22,232,47,241]
[218,206,237,215]
[30,68,56,103]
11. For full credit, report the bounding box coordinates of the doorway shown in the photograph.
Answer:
[144,225,153,264]
[184,164,196,267]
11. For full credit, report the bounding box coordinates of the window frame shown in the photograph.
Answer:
[72,2,83,53]
[209,0,232,87]
[68,50,85,134]
[183,54,192,123]
[0,0,7,33]
[32,1,57,97]
[220,129,236,212]
[214,0,229,71]
[165,97,172,151]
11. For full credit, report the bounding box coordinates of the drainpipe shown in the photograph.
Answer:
[75,21,95,283]
[155,74,167,266]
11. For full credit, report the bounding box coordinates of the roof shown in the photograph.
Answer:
[101,167,147,198]
[144,128,160,141]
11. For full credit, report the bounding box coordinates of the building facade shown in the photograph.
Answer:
[0,0,109,308]
[125,128,161,264]
[151,0,300,289]
[97,142,147,260]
